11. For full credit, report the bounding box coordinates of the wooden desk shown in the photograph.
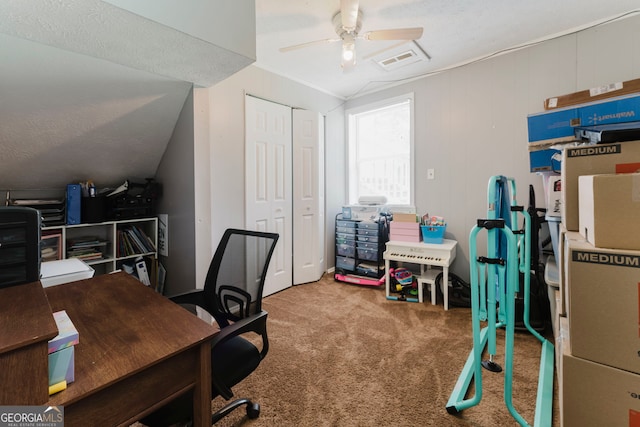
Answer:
[0,281,58,404]
[45,272,218,427]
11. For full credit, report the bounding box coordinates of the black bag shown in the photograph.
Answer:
[435,272,471,308]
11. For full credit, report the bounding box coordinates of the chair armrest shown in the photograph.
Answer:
[211,310,269,399]
[168,290,208,309]
[211,310,269,357]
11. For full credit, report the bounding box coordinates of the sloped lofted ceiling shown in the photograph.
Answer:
[0,0,256,190]
[1,0,640,191]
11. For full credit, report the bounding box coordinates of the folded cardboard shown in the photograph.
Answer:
[561,140,640,231]
[557,225,584,318]
[556,316,569,423]
[579,173,640,250]
[563,350,640,427]
[566,238,640,375]
[528,93,640,144]
[48,310,79,386]
[391,213,417,222]
[544,77,640,110]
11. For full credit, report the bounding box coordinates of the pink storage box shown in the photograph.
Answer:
[390,221,421,242]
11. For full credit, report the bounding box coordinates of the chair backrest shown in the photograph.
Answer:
[203,229,279,327]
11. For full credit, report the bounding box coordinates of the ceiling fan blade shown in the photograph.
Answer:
[341,0,360,31]
[279,38,340,53]
[362,27,424,41]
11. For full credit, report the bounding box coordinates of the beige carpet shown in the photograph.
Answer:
[207,274,559,427]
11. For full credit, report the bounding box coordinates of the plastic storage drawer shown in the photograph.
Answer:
[357,228,378,237]
[336,256,356,271]
[357,247,378,261]
[357,221,378,230]
[336,232,356,242]
[356,234,379,243]
[357,241,378,250]
[337,242,356,257]
[336,220,357,229]
[337,226,358,234]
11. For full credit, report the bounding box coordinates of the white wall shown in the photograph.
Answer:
[206,65,345,271]
[155,89,197,295]
[344,14,640,280]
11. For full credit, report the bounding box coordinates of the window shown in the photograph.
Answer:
[346,93,414,206]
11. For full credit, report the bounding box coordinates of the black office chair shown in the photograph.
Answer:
[142,228,279,426]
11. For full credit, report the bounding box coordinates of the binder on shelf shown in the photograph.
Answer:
[66,184,81,225]
[135,257,151,286]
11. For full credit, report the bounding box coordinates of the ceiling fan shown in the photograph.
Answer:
[279,0,424,69]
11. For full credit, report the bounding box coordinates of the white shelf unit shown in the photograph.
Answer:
[42,217,158,276]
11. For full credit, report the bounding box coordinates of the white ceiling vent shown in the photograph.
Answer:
[371,41,430,71]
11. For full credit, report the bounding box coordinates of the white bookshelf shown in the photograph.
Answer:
[42,217,158,276]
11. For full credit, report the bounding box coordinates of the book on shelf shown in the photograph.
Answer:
[67,236,108,250]
[117,226,155,257]
[135,257,151,286]
[66,236,107,261]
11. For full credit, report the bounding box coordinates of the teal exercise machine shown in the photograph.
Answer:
[446,176,554,426]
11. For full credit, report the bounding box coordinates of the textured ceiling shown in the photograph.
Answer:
[1,0,640,191]
[0,33,192,190]
[0,0,254,87]
[255,0,640,99]
[0,0,255,191]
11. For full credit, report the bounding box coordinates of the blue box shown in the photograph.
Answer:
[529,148,562,172]
[527,107,579,143]
[527,94,640,143]
[66,184,81,225]
[421,225,446,244]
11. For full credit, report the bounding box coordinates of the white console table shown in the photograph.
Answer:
[383,239,457,310]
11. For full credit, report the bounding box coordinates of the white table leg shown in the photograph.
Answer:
[417,265,425,303]
[385,258,391,299]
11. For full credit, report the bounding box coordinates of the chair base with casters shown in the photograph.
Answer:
[141,228,279,426]
[140,310,270,426]
[212,398,260,424]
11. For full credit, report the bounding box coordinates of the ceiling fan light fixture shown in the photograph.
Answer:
[342,45,355,61]
[341,34,356,67]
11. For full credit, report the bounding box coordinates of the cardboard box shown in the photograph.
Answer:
[543,173,562,219]
[544,77,640,110]
[556,315,569,423]
[557,225,584,318]
[563,350,640,427]
[528,93,640,144]
[561,140,640,231]
[390,221,420,242]
[391,213,417,222]
[528,148,561,172]
[566,238,640,375]
[527,107,580,144]
[578,173,640,251]
[48,310,79,386]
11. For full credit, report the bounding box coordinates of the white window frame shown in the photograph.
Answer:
[345,93,415,206]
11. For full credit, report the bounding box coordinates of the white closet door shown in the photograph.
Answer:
[293,109,325,284]
[245,95,292,296]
